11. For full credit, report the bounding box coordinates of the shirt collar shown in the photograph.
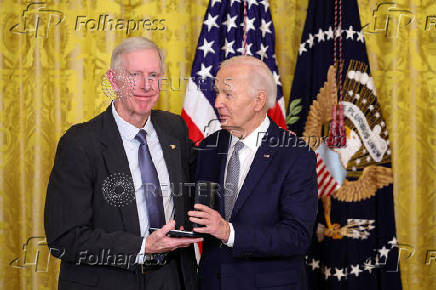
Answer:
[230,116,270,152]
[111,101,154,142]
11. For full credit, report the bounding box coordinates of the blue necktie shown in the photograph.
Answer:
[135,129,166,228]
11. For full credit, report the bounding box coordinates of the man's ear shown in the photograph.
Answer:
[106,69,120,91]
[254,91,267,112]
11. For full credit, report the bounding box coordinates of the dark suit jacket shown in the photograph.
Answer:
[195,120,318,290]
[44,105,198,290]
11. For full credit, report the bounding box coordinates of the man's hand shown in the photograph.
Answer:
[188,204,230,241]
[145,220,203,254]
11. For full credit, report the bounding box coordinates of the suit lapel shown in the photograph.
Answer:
[100,105,141,236]
[217,130,231,216]
[151,112,183,225]
[230,121,280,220]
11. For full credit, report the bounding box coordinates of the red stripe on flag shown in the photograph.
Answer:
[317,166,326,178]
[319,170,329,187]
[181,109,205,145]
[198,241,203,254]
[267,103,287,129]
[317,159,323,168]
[326,184,336,197]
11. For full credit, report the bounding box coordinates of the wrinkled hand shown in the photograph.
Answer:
[145,220,203,254]
[188,204,230,241]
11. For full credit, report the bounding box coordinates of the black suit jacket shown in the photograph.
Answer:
[44,105,198,290]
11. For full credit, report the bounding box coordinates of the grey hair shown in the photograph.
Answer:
[219,55,277,109]
[110,37,165,73]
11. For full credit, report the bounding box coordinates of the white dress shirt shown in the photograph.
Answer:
[223,116,270,247]
[112,102,174,261]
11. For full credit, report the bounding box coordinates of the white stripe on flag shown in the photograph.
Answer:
[323,177,336,197]
[277,97,286,118]
[194,242,201,265]
[183,78,221,137]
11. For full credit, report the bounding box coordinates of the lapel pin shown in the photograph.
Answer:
[170,144,176,150]
[264,154,270,158]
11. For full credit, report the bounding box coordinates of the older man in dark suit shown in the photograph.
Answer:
[44,37,202,290]
[188,55,318,290]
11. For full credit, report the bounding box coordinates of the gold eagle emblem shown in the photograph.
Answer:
[302,62,393,239]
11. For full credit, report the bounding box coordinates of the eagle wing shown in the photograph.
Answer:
[303,65,337,150]
[333,165,393,202]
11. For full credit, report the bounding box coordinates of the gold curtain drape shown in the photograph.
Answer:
[0,0,434,289]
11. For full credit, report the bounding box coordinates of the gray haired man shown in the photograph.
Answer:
[44,37,201,290]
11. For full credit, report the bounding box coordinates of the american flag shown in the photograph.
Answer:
[182,0,286,144]
[316,152,339,198]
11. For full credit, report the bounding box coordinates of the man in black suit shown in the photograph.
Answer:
[188,56,318,290]
[44,37,202,290]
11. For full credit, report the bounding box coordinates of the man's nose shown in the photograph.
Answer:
[138,76,157,93]
[133,74,145,90]
[144,77,153,91]
[215,93,224,109]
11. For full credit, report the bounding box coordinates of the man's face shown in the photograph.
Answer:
[115,48,162,119]
[214,64,258,137]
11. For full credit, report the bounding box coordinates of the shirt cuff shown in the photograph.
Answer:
[222,223,235,247]
[136,237,147,264]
